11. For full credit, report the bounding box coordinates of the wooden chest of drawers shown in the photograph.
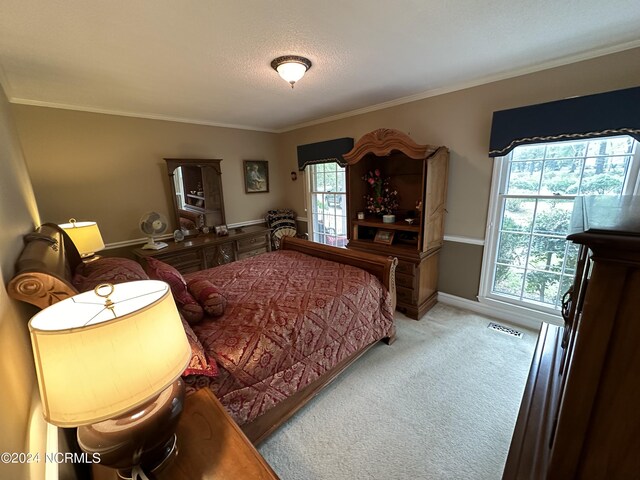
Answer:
[503,196,640,479]
[133,225,271,274]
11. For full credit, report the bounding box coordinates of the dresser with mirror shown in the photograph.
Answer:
[132,158,270,273]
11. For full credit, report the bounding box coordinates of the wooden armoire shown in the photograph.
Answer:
[344,128,449,319]
[503,195,640,479]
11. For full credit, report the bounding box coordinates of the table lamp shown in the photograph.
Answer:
[29,280,191,479]
[59,218,105,260]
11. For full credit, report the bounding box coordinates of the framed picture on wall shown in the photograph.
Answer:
[243,160,269,194]
[373,229,395,245]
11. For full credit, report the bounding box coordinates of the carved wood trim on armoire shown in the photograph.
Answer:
[344,128,449,319]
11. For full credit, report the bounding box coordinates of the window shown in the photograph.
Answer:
[480,136,639,318]
[307,162,348,247]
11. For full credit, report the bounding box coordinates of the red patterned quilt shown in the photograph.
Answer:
[185,250,394,426]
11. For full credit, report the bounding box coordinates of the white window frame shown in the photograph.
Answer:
[305,162,348,247]
[478,138,640,326]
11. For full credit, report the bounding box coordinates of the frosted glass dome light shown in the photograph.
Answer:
[271,56,312,88]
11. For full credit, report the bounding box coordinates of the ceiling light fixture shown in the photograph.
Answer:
[271,55,312,88]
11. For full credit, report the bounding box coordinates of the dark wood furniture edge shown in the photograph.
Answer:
[280,235,397,310]
[505,196,640,479]
[8,223,81,309]
[94,388,280,480]
[503,323,562,479]
[547,260,627,477]
[191,389,280,479]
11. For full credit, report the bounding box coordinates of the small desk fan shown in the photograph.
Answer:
[140,211,169,250]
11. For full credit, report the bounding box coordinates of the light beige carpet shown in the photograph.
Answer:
[258,303,537,480]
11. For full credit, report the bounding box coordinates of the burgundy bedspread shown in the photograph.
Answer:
[185,250,394,425]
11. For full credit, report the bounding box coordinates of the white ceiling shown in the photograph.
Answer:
[1,1,639,132]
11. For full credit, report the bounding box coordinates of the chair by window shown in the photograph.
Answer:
[265,209,304,249]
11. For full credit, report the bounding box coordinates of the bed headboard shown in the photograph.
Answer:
[8,223,82,310]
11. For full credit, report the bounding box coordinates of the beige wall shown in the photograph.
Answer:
[0,86,46,480]
[8,48,640,301]
[11,107,282,244]
[279,47,640,299]
[1,47,634,478]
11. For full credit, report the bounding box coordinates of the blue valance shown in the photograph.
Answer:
[297,137,354,170]
[489,86,640,157]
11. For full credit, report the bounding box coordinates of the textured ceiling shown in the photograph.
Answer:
[1,0,639,132]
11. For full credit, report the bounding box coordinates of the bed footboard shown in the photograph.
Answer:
[280,236,397,310]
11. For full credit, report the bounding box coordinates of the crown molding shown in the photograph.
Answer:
[8,98,279,133]
[5,39,640,134]
[278,39,640,133]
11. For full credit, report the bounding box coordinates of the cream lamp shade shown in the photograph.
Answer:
[28,280,191,427]
[59,219,105,257]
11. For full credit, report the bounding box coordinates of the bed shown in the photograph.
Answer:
[9,223,397,444]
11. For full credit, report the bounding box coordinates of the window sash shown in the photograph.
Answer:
[479,137,639,320]
[306,163,347,247]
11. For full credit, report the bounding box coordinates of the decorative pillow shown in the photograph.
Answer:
[72,257,149,292]
[180,317,218,378]
[144,257,204,324]
[180,301,205,325]
[187,278,227,317]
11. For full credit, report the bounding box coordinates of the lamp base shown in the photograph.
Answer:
[78,378,185,478]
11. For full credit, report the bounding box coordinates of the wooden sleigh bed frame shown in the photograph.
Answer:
[9,224,397,445]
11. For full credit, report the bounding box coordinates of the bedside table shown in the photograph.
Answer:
[93,388,279,479]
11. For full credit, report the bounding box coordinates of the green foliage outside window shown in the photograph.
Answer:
[492,136,636,310]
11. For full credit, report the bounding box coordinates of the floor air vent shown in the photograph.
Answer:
[487,322,523,338]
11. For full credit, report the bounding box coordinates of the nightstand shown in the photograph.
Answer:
[93,388,279,479]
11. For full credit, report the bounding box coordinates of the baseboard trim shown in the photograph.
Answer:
[437,292,543,331]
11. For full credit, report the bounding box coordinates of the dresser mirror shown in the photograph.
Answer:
[165,158,226,236]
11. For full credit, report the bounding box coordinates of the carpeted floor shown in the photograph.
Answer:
[258,303,538,480]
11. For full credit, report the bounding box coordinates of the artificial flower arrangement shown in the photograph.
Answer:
[363,169,398,215]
